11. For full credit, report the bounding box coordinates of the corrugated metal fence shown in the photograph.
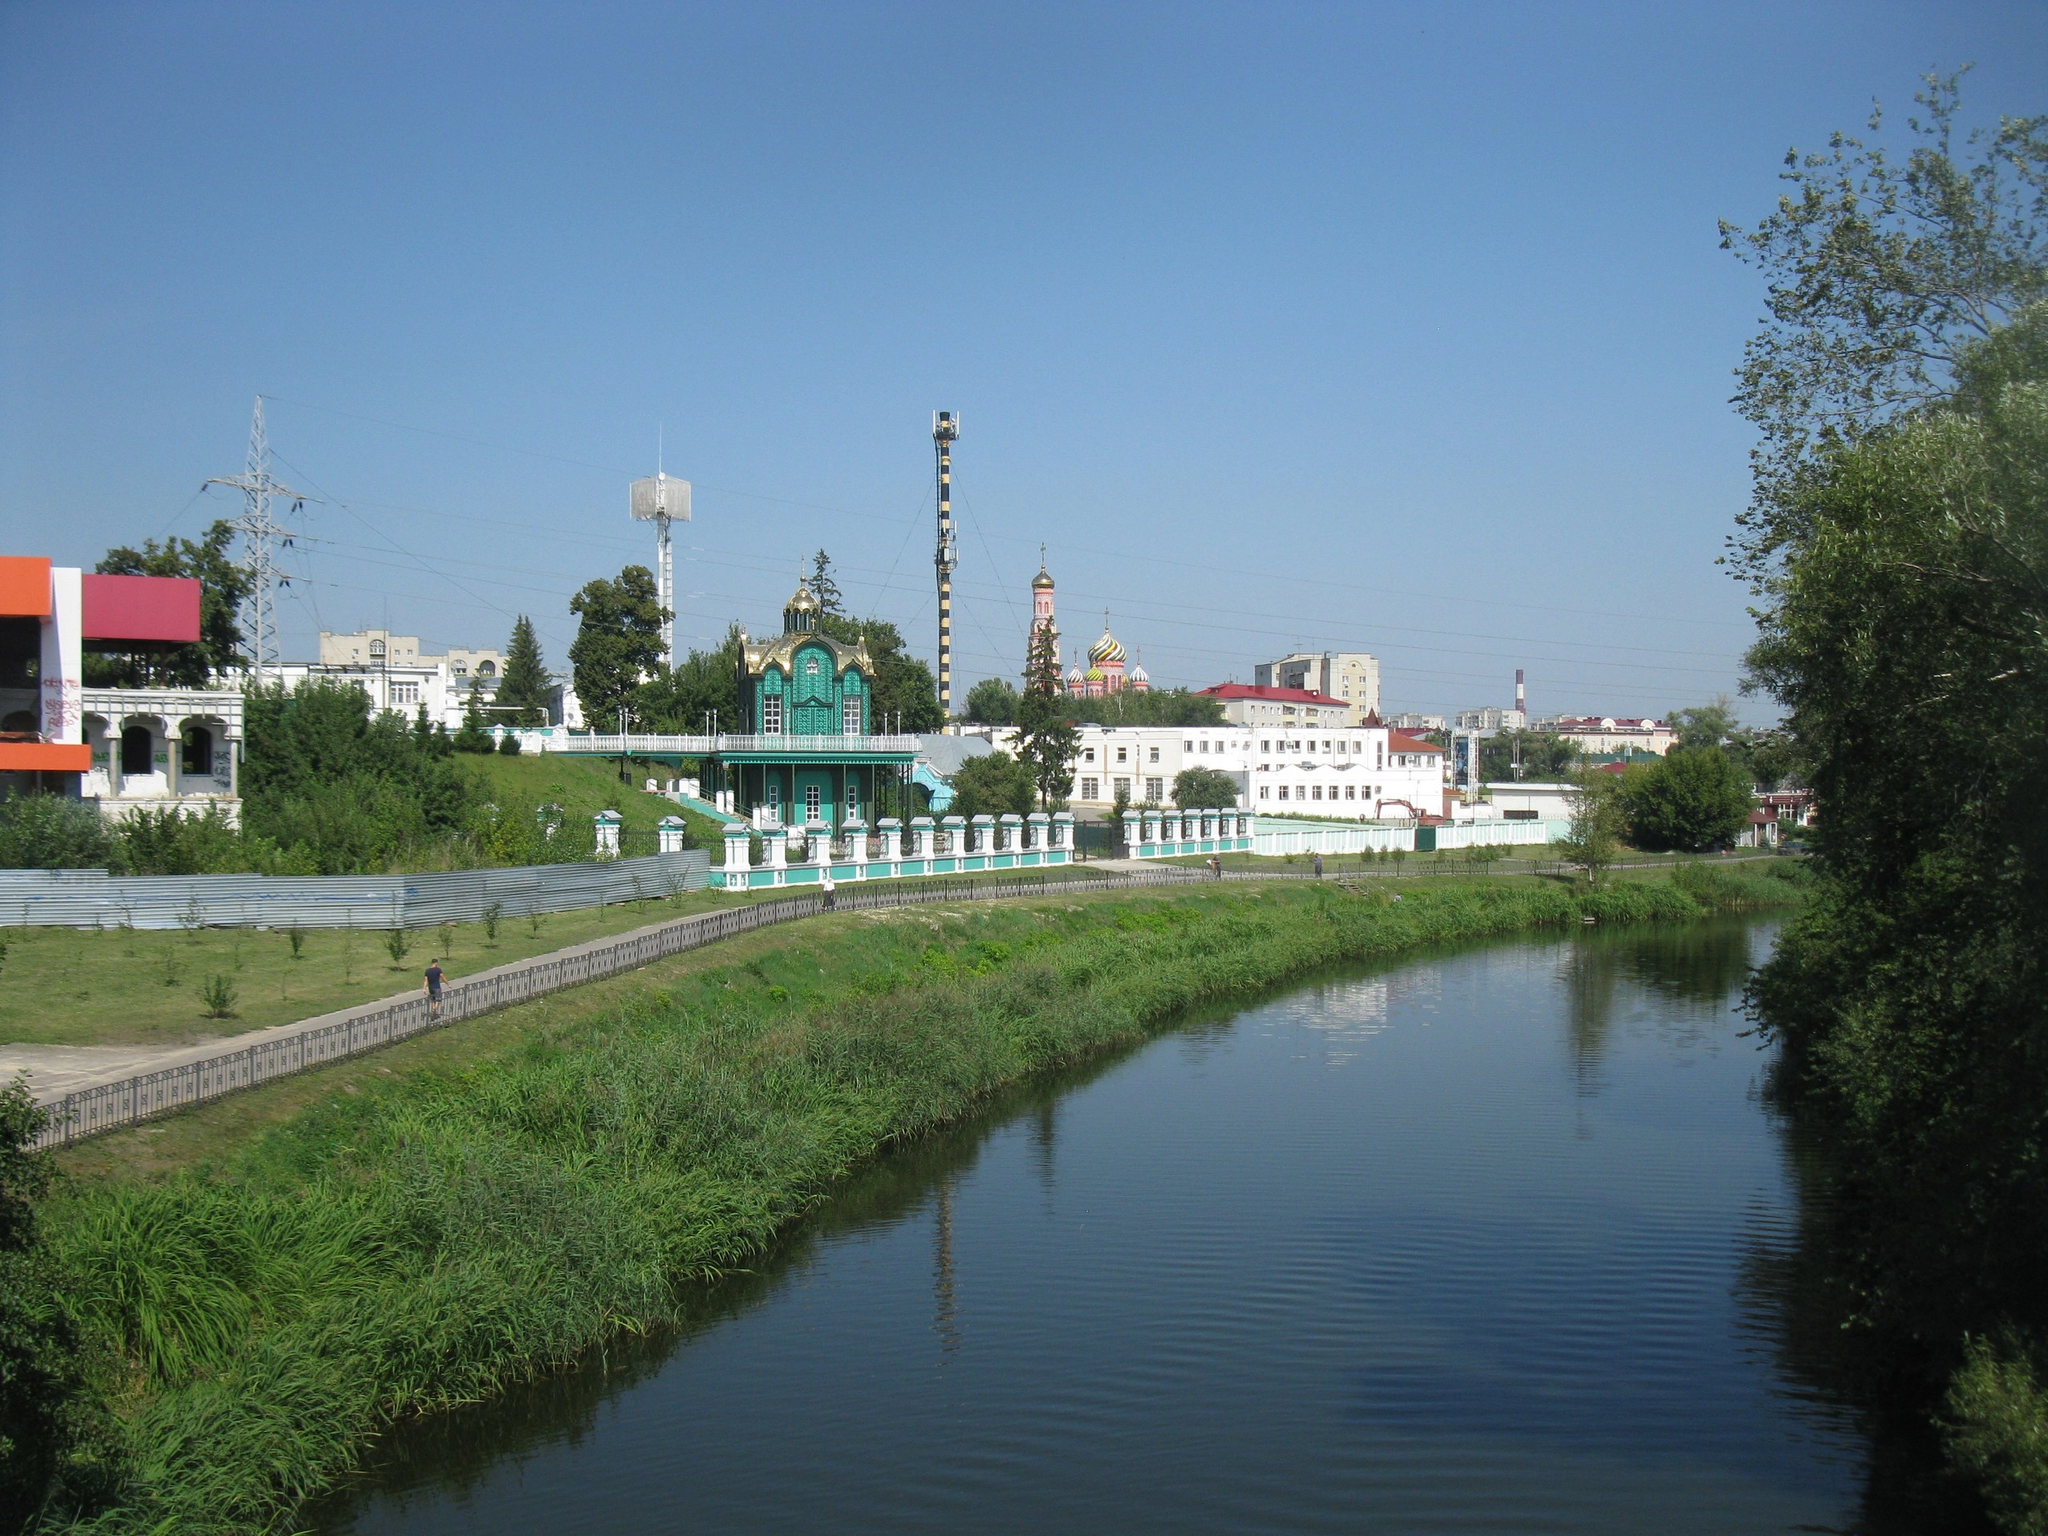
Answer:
[31,865,1202,1150]
[0,852,710,931]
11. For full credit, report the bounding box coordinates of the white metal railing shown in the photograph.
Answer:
[520,732,919,756]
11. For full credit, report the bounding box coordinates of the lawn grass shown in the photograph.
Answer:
[1,864,1114,1052]
[35,865,1803,1534]
[453,750,728,849]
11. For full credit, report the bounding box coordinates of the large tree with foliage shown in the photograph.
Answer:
[1720,68,2048,579]
[1,1075,115,1527]
[963,677,1019,725]
[1171,766,1240,809]
[1557,767,1624,885]
[568,566,667,732]
[1620,748,1753,851]
[1014,618,1078,810]
[947,750,1037,822]
[809,550,846,618]
[637,624,744,734]
[494,615,552,726]
[1729,72,2048,1520]
[1058,687,1224,727]
[1477,730,1580,783]
[85,519,251,687]
[817,613,941,733]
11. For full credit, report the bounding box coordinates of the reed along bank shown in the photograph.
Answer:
[21,866,1799,1533]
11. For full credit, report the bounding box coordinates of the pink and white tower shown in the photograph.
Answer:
[1028,552,1058,675]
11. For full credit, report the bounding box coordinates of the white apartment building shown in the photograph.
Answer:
[1254,652,1381,723]
[1387,712,1446,732]
[1534,715,1676,756]
[1453,706,1527,733]
[274,628,519,732]
[982,720,1446,821]
[1197,683,1352,729]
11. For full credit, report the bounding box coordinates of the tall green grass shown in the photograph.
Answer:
[44,869,1795,1532]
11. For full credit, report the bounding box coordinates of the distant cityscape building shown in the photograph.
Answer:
[1197,683,1352,730]
[273,628,514,732]
[1534,715,1676,756]
[1387,712,1446,733]
[1255,651,1380,724]
[1453,706,1528,734]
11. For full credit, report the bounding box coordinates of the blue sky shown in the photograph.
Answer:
[3,2,2042,722]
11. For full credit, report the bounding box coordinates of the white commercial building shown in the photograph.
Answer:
[1254,652,1381,723]
[1197,683,1352,729]
[1535,715,1676,756]
[273,628,525,732]
[980,719,1446,821]
[1453,706,1527,733]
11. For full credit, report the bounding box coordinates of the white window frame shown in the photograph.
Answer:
[763,695,783,734]
[805,784,822,822]
[842,696,861,734]
[1081,776,1099,800]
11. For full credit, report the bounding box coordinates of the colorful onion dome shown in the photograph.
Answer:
[1084,665,1105,682]
[1127,659,1149,685]
[1087,630,1125,666]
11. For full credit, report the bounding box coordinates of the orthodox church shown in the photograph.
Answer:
[1027,560,1149,699]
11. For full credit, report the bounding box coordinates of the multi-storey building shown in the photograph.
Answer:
[271,628,517,731]
[978,718,1446,821]
[1254,651,1381,723]
[1196,682,1351,729]
[1534,715,1676,756]
[0,553,244,823]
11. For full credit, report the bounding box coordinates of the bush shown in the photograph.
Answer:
[199,975,239,1019]
[0,794,120,871]
[496,734,521,756]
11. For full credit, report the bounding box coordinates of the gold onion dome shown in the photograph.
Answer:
[1032,565,1055,590]
[1087,630,1125,666]
[1084,665,1106,682]
[786,580,820,612]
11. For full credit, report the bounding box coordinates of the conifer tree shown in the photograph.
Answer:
[1015,618,1077,810]
[496,615,552,726]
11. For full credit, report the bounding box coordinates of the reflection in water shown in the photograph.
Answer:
[1561,919,1764,1096]
[316,916,1952,1536]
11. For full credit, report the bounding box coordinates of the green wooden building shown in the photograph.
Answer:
[714,578,917,827]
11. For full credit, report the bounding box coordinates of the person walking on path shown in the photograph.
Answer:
[1312,852,1324,879]
[821,871,836,911]
[423,959,446,1021]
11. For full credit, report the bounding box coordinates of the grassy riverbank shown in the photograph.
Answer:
[36,864,1799,1532]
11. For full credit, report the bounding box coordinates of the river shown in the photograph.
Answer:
[313,916,1903,1534]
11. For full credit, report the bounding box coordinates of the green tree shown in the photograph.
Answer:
[568,566,667,731]
[963,677,1019,725]
[1558,767,1625,885]
[1,1074,115,1527]
[637,624,744,734]
[1059,688,1224,726]
[452,685,494,753]
[0,795,120,871]
[1621,747,1754,851]
[947,750,1036,822]
[1720,69,2048,577]
[494,615,552,726]
[1670,697,1740,751]
[85,519,251,687]
[1172,766,1240,809]
[810,550,845,618]
[817,614,942,733]
[1477,730,1580,783]
[1015,619,1078,810]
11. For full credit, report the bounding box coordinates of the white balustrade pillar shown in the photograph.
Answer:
[657,815,688,854]
[593,810,622,858]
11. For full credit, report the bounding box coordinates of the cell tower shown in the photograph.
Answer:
[204,396,316,690]
[629,460,691,671]
[933,410,959,717]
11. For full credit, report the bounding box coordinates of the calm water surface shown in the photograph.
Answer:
[317,917,1888,1534]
